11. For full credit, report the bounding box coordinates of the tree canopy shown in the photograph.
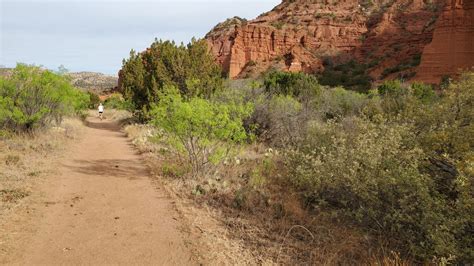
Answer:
[119,38,223,119]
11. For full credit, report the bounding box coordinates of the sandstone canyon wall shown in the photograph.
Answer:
[416,0,474,83]
[206,0,455,83]
[207,0,371,79]
[206,0,370,79]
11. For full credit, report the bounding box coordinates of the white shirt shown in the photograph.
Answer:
[98,105,104,112]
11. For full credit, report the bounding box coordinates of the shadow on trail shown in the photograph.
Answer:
[65,159,148,180]
[84,119,122,132]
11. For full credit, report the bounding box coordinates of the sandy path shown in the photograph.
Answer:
[7,117,195,265]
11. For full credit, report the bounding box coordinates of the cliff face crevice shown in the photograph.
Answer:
[206,0,467,83]
[416,0,474,83]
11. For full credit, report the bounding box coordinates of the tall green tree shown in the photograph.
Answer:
[120,50,145,113]
[119,39,223,119]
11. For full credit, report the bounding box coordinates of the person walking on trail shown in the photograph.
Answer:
[98,103,104,120]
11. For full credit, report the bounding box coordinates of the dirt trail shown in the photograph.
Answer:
[4,116,195,265]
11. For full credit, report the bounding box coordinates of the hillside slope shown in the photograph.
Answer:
[67,72,118,94]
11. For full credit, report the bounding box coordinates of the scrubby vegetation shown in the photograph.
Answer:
[121,37,473,263]
[149,86,253,177]
[318,59,373,93]
[103,93,133,111]
[87,91,101,109]
[0,64,90,132]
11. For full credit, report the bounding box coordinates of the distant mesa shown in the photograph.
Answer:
[67,72,118,95]
[0,68,13,78]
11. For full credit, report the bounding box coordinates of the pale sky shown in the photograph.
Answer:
[0,0,280,75]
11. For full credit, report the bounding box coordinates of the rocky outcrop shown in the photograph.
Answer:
[356,0,443,80]
[207,0,370,78]
[206,0,447,81]
[416,0,474,83]
[67,72,118,94]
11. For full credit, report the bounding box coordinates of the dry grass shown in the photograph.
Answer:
[0,118,84,215]
[0,118,85,259]
[124,124,407,265]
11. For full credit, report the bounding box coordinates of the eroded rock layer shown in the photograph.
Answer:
[416,0,474,83]
[206,0,448,81]
[207,0,370,78]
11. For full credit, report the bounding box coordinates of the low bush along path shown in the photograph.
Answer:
[5,116,194,265]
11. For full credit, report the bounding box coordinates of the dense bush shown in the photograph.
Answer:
[149,86,253,177]
[239,72,322,146]
[248,94,306,147]
[316,86,368,119]
[318,59,373,93]
[376,79,438,117]
[243,77,369,146]
[283,74,474,262]
[263,71,321,99]
[87,91,101,109]
[104,93,134,110]
[0,64,89,132]
[380,54,422,79]
[120,39,223,119]
[286,117,458,260]
[413,73,473,162]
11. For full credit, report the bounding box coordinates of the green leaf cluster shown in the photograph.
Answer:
[0,64,89,132]
[149,86,253,176]
[104,93,134,111]
[263,71,321,98]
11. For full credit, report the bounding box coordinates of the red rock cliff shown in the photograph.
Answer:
[416,0,474,83]
[206,0,446,81]
[207,0,370,78]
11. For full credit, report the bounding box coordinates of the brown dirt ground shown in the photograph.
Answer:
[1,116,196,265]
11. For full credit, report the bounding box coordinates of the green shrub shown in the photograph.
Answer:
[286,117,459,260]
[377,80,438,117]
[87,91,101,109]
[316,86,368,119]
[380,54,422,79]
[247,76,368,145]
[271,21,284,29]
[263,95,304,146]
[263,71,321,99]
[241,86,313,147]
[411,82,436,103]
[318,60,372,93]
[0,64,89,132]
[246,60,257,67]
[104,93,134,110]
[149,86,253,177]
[281,74,474,262]
[404,73,473,263]
[377,80,414,116]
